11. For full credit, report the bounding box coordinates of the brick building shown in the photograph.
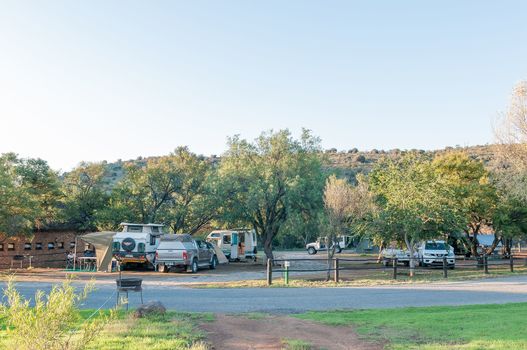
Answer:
[0,229,89,269]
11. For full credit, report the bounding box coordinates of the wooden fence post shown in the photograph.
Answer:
[484,253,489,274]
[392,258,398,280]
[267,258,273,285]
[442,256,448,278]
[334,258,339,283]
[510,254,514,273]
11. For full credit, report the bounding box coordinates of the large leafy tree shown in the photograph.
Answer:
[0,153,61,236]
[100,147,218,233]
[218,129,325,260]
[62,162,109,232]
[432,152,497,256]
[369,153,460,275]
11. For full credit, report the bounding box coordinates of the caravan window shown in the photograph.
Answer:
[127,225,143,233]
[149,235,156,245]
[223,235,231,245]
[151,226,159,233]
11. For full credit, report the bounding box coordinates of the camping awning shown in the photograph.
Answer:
[80,231,116,272]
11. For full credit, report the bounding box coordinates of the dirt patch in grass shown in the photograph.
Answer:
[199,314,382,350]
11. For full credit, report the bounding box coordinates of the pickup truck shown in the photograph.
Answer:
[306,236,351,255]
[381,248,414,266]
[154,234,218,273]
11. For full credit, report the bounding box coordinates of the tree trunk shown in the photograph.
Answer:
[376,241,386,263]
[262,232,275,261]
[403,233,415,277]
[326,236,336,281]
[485,235,502,256]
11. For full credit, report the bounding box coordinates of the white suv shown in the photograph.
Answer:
[418,240,455,268]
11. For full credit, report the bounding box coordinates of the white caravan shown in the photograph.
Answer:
[112,223,165,268]
[206,229,257,261]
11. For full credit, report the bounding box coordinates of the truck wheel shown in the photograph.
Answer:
[403,261,410,266]
[190,259,199,273]
[158,264,169,273]
[210,256,218,270]
[336,246,342,254]
[307,247,317,255]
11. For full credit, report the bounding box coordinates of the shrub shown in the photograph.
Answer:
[353,155,366,163]
[0,278,113,350]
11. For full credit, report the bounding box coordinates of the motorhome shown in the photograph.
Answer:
[112,223,165,268]
[206,229,257,261]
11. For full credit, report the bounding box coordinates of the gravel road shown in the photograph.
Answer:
[3,275,527,313]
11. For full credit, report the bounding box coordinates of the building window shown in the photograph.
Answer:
[7,243,15,251]
[24,243,32,250]
[35,243,43,250]
[70,242,76,249]
[57,242,64,249]
[48,242,55,250]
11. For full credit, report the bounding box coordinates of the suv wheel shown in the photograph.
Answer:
[190,259,199,273]
[307,247,317,255]
[210,256,218,270]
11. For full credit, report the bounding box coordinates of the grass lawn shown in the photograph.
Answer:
[296,303,527,349]
[0,310,213,350]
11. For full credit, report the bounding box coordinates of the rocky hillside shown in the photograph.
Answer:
[98,145,497,187]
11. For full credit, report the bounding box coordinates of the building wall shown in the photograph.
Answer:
[0,231,87,268]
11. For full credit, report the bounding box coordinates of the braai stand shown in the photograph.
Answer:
[116,264,144,310]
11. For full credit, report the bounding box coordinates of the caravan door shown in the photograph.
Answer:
[231,232,239,259]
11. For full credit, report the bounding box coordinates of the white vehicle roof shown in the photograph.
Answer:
[120,222,165,227]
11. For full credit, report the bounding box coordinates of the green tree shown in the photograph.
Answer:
[369,153,458,275]
[218,129,325,260]
[432,152,497,256]
[62,162,109,232]
[0,153,61,236]
[100,147,218,233]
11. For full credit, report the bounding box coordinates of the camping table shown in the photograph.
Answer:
[77,257,97,271]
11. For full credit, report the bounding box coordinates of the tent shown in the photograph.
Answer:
[80,231,116,272]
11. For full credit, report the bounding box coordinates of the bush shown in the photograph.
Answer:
[0,278,113,350]
[353,155,366,163]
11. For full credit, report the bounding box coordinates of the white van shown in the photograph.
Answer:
[206,229,257,261]
[112,223,165,268]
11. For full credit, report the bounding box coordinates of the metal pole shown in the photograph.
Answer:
[334,258,339,283]
[266,259,273,286]
[284,262,289,285]
[442,256,447,278]
[393,258,398,280]
[73,236,77,271]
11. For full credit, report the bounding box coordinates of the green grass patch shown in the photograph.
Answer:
[0,310,212,350]
[296,303,527,349]
[282,338,313,350]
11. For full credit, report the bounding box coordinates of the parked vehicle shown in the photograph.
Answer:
[112,223,165,268]
[154,234,218,273]
[206,229,257,261]
[306,236,351,255]
[381,248,414,266]
[418,240,455,268]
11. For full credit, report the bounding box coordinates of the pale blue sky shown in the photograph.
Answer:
[1,1,526,171]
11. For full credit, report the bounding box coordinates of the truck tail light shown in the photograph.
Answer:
[182,251,188,261]
[155,252,158,260]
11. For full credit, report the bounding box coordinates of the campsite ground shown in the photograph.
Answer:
[2,303,527,349]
